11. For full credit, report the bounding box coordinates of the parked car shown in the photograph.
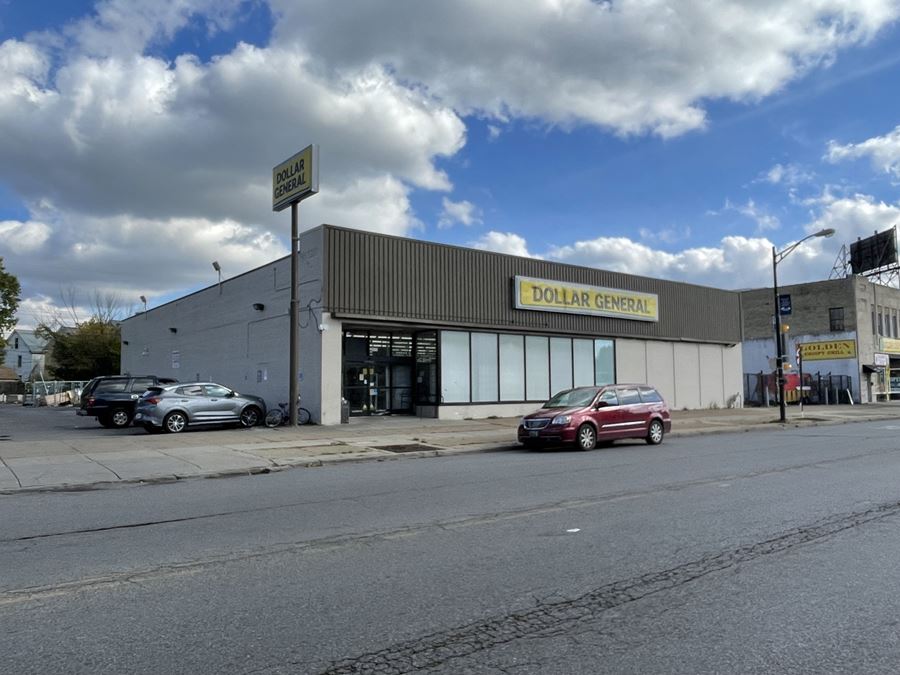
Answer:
[78,375,179,428]
[518,384,672,450]
[134,382,267,433]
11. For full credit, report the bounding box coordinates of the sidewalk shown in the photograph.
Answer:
[2,404,899,493]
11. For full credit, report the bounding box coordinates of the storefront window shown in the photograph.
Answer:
[471,333,499,402]
[499,335,525,400]
[573,339,594,387]
[594,339,615,385]
[525,336,550,401]
[550,337,573,395]
[436,331,616,404]
[440,331,470,402]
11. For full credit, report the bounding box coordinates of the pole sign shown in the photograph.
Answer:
[272,144,319,212]
[778,294,792,315]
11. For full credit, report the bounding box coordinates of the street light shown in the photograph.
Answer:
[772,227,835,422]
[212,261,222,292]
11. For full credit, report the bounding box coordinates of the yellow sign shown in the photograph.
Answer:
[514,276,658,322]
[272,145,319,211]
[883,338,900,354]
[799,340,857,361]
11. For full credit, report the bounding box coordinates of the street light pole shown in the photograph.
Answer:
[772,245,787,423]
[771,227,836,424]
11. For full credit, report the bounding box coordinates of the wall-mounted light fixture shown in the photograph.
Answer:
[252,303,265,311]
[122,340,130,345]
[169,327,178,334]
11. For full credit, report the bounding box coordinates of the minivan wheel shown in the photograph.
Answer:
[577,423,597,451]
[240,406,261,428]
[647,419,664,445]
[163,411,187,434]
[110,408,132,428]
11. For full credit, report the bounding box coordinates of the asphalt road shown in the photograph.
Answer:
[4,421,900,673]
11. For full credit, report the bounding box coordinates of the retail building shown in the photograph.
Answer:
[121,225,744,424]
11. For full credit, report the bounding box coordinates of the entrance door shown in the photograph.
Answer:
[342,331,415,415]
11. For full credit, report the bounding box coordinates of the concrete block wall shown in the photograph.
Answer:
[121,230,328,420]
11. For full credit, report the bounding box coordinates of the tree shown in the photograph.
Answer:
[39,319,121,381]
[0,258,21,363]
[37,290,128,381]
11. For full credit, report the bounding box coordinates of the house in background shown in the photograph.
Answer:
[3,329,50,381]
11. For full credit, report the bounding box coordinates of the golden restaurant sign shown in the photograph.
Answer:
[799,339,857,361]
[882,337,900,354]
[514,276,658,322]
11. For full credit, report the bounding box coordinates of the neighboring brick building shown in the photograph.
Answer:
[741,276,900,403]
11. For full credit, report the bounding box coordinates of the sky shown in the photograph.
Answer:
[4,0,900,329]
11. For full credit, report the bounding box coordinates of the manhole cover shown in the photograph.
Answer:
[376,443,441,454]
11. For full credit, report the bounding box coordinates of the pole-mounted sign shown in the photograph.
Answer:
[272,145,319,211]
[273,144,319,425]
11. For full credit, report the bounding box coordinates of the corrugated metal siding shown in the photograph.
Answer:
[323,226,742,343]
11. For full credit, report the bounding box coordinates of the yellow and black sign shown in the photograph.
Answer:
[799,340,857,361]
[514,276,658,322]
[272,144,319,211]
[882,338,900,354]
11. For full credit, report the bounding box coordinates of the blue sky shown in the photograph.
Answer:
[3,0,900,327]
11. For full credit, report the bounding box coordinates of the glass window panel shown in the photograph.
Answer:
[525,336,549,401]
[594,339,615,385]
[440,331,470,402]
[550,337,573,395]
[471,333,499,402]
[573,339,594,387]
[499,334,525,401]
[619,388,641,405]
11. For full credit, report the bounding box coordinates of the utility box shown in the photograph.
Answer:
[340,397,350,424]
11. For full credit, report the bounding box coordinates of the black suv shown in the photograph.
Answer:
[78,375,179,428]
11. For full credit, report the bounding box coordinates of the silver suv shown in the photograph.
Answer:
[134,382,267,433]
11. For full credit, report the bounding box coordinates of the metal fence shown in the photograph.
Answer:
[21,380,90,406]
[744,372,854,407]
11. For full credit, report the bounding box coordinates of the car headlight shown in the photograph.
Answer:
[551,414,571,426]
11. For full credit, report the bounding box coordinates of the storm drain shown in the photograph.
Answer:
[374,443,442,454]
[0,435,9,441]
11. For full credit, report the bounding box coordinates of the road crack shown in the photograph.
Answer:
[319,499,900,674]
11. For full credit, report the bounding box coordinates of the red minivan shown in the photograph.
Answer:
[518,384,672,450]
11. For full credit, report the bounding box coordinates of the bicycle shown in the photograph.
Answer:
[264,398,312,427]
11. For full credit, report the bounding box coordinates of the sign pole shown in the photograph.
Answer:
[798,344,803,417]
[272,144,318,427]
[289,201,299,427]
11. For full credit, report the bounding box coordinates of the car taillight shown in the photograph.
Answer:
[144,397,161,405]
[86,397,95,406]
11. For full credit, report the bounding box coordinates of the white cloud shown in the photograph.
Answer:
[712,198,781,232]
[275,0,900,137]
[438,198,483,229]
[470,231,535,258]
[66,0,247,57]
[759,162,814,186]
[0,220,52,254]
[639,225,692,245]
[826,125,900,177]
